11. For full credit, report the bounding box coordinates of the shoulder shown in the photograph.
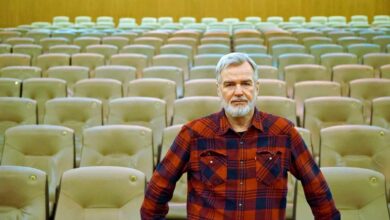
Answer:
[259,111,296,136]
[182,110,222,138]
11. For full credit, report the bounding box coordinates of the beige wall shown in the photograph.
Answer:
[0,0,389,27]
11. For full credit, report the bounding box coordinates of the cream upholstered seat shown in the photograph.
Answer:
[73,36,101,52]
[332,64,375,96]
[54,166,145,220]
[184,79,218,97]
[248,53,273,66]
[337,36,367,48]
[346,43,381,62]
[134,36,163,54]
[257,79,287,97]
[71,53,105,77]
[37,53,70,77]
[48,45,81,55]
[257,65,278,79]
[47,66,89,94]
[22,78,67,123]
[102,36,129,50]
[0,166,48,220]
[44,97,103,166]
[107,97,166,166]
[284,64,330,97]
[13,44,42,66]
[143,66,184,97]
[194,54,223,67]
[0,78,21,97]
[309,44,344,64]
[110,53,148,78]
[303,97,364,158]
[73,78,123,123]
[272,44,306,64]
[95,65,136,95]
[86,44,118,64]
[152,54,190,80]
[197,44,230,55]
[160,44,193,65]
[39,37,69,52]
[278,54,315,80]
[349,78,390,124]
[0,53,30,68]
[372,97,390,129]
[128,78,176,125]
[256,96,297,125]
[120,44,155,65]
[0,66,41,79]
[320,53,358,73]
[234,44,267,54]
[0,97,36,163]
[189,65,216,79]
[80,125,153,180]
[295,167,390,220]
[363,53,390,77]
[293,81,341,126]
[372,35,390,52]
[172,96,221,125]
[380,64,390,79]
[2,125,74,215]
[159,124,188,219]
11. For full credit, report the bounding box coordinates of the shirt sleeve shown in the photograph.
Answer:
[288,126,341,220]
[140,125,192,220]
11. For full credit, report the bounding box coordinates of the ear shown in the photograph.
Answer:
[255,80,260,94]
[216,82,222,97]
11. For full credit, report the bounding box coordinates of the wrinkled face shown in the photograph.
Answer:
[217,62,259,117]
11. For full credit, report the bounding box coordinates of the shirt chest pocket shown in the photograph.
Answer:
[199,149,227,187]
[255,149,284,186]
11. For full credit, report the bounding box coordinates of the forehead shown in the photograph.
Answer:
[220,62,254,82]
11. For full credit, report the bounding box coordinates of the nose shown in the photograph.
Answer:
[234,84,244,96]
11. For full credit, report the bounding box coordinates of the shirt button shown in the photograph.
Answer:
[240,160,244,164]
[210,160,213,164]
[239,141,243,145]
[240,181,243,185]
[239,203,243,208]
[269,157,272,160]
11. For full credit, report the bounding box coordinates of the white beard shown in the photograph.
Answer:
[222,96,256,117]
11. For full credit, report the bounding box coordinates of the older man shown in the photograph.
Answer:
[141,53,340,219]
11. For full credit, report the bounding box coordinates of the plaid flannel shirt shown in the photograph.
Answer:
[141,108,340,220]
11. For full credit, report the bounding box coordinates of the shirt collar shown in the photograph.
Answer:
[217,108,264,135]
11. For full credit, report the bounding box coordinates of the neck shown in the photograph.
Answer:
[225,108,255,132]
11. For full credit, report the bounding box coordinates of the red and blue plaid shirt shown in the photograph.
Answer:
[141,109,340,220]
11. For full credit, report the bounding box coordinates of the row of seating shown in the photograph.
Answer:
[1,123,389,219]
[24,15,390,30]
[0,51,389,81]
[1,93,389,160]
[1,28,389,54]
[1,71,389,119]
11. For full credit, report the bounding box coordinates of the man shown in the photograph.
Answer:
[141,53,340,219]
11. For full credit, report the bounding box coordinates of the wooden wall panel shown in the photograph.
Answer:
[0,0,389,27]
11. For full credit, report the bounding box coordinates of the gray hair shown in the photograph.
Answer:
[215,52,258,83]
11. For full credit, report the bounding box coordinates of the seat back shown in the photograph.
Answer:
[0,166,48,220]
[349,78,390,124]
[44,97,103,165]
[332,64,375,96]
[22,78,67,123]
[0,66,41,80]
[295,167,390,220]
[303,97,364,157]
[81,125,153,180]
[293,81,341,126]
[0,78,21,97]
[256,96,297,125]
[55,166,145,220]
[108,97,166,165]
[372,97,390,129]
[128,78,176,124]
[2,125,74,214]
[172,96,221,125]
